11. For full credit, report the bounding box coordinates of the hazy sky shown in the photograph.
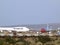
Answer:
[0,0,60,26]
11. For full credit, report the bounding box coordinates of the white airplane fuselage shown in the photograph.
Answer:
[0,27,29,32]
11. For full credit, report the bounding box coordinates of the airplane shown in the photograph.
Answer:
[0,27,30,32]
